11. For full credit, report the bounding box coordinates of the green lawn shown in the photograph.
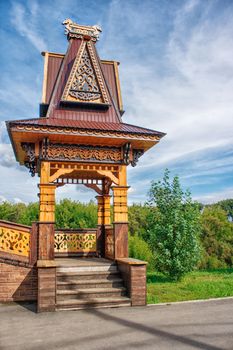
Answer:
[147,269,233,304]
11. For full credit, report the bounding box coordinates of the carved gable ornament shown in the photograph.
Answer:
[61,40,109,107]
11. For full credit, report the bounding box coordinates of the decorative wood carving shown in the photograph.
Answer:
[54,231,96,253]
[131,149,144,167]
[70,48,101,101]
[42,142,122,163]
[123,142,131,165]
[61,40,109,105]
[62,19,102,42]
[21,143,36,176]
[0,226,30,258]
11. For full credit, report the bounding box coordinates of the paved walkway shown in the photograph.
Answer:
[0,298,232,350]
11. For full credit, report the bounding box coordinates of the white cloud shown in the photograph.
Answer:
[0,0,232,204]
[194,187,233,204]
[113,0,233,175]
[0,195,7,203]
[10,1,47,52]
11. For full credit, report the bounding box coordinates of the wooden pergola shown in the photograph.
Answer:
[6,19,165,311]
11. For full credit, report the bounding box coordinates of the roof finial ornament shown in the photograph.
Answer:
[62,19,102,42]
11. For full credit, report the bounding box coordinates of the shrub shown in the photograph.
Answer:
[200,206,233,268]
[129,234,155,271]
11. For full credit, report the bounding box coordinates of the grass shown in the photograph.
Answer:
[147,268,233,304]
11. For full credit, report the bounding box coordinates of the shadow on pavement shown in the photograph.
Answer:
[83,308,224,350]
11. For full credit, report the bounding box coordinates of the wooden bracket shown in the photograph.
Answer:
[97,170,119,185]
[84,184,102,195]
[49,168,74,183]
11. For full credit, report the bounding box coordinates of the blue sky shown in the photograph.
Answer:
[0,0,233,205]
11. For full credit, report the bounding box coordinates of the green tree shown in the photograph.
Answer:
[200,206,233,268]
[215,199,233,221]
[147,169,201,280]
[129,234,155,271]
[128,204,150,239]
[55,199,97,229]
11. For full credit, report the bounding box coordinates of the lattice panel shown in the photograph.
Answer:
[54,232,96,253]
[0,226,30,257]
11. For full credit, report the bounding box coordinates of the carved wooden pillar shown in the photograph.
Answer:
[37,161,56,312]
[38,162,56,260]
[96,194,111,257]
[112,166,129,259]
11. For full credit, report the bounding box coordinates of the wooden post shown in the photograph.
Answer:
[112,165,129,259]
[37,161,56,312]
[38,161,56,259]
[96,194,111,257]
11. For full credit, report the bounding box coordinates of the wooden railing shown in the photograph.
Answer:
[54,229,97,256]
[0,220,36,265]
[105,227,114,259]
[0,221,98,261]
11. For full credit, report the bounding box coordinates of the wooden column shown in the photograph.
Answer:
[38,162,56,260]
[96,194,111,257]
[37,161,56,312]
[112,165,129,259]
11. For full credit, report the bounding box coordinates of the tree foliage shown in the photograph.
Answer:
[215,199,233,221]
[55,199,97,229]
[128,234,155,271]
[0,188,232,271]
[200,206,233,268]
[128,203,150,239]
[147,169,201,280]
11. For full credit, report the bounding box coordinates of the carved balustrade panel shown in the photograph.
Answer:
[0,225,30,258]
[54,230,97,255]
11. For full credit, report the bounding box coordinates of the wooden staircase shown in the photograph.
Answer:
[55,258,131,310]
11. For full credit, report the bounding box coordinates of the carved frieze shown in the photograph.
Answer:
[41,142,122,163]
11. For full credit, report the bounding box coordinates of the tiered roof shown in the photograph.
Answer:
[6,19,165,166]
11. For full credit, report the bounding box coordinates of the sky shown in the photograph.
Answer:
[0,0,233,205]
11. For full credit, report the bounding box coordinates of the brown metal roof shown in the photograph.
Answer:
[45,54,63,103]
[45,39,122,124]
[8,118,165,137]
[44,53,122,112]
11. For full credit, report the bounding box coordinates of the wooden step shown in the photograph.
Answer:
[56,270,121,281]
[56,287,126,301]
[56,264,117,273]
[57,278,124,290]
[56,296,131,310]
